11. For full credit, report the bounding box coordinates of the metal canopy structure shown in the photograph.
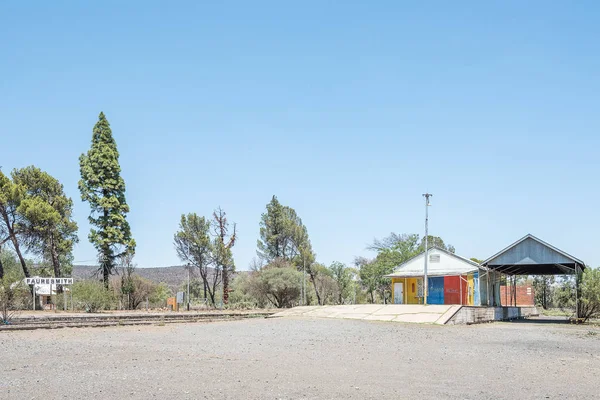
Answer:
[481,234,585,316]
[482,234,585,275]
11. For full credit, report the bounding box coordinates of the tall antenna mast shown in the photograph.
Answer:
[423,193,432,305]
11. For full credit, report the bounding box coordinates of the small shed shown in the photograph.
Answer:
[385,247,486,305]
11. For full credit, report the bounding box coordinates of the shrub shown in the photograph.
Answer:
[254,266,302,308]
[0,272,29,323]
[149,282,172,308]
[580,268,600,322]
[72,280,116,312]
[229,273,262,308]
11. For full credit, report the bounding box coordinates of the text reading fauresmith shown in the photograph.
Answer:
[26,278,74,285]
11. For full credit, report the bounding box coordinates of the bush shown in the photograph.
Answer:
[149,282,172,308]
[0,272,29,323]
[254,266,302,308]
[226,301,256,310]
[72,280,116,312]
[228,273,262,308]
[111,274,157,310]
[580,268,600,322]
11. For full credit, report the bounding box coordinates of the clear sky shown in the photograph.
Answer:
[2,1,599,269]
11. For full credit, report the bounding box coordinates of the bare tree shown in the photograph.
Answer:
[212,208,236,305]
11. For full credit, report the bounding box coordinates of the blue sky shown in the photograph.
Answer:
[2,1,599,269]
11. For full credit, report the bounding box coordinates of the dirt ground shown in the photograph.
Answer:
[1,317,599,399]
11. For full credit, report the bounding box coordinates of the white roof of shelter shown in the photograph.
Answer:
[385,247,482,278]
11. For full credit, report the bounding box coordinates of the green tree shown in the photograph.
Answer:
[369,233,420,256]
[257,196,299,261]
[182,278,206,302]
[72,280,116,312]
[149,282,172,307]
[257,195,322,303]
[0,170,31,278]
[356,257,390,304]
[12,166,78,282]
[122,275,155,310]
[228,273,263,309]
[79,112,135,287]
[0,249,28,322]
[174,213,217,305]
[579,268,600,321]
[419,235,455,253]
[0,248,24,281]
[329,261,355,304]
[532,275,556,309]
[311,263,339,305]
[254,264,302,308]
[117,252,137,309]
[0,270,27,323]
[370,233,455,258]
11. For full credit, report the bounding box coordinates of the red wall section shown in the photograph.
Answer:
[444,276,468,305]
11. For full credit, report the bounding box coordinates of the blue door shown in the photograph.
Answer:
[427,277,445,305]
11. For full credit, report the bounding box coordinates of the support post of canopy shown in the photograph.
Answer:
[575,264,580,319]
[486,269,490,306]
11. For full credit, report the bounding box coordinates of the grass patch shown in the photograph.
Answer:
[541,308,572,317]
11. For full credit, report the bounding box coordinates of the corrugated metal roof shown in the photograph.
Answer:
[483,234,585,266]
[481,234,585,275]
[385,247,481,278]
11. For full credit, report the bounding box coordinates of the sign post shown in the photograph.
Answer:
[176,291,184,312]
[26,278,74,311]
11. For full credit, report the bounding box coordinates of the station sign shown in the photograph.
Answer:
[26,278,73,285]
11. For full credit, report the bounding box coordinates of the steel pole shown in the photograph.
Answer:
[423,193,432,305]
[187,265,190,311]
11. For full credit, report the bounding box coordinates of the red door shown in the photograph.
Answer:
[444,276,468,305]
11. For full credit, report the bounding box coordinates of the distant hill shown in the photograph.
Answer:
[73,265,249,294]
[73,265,190,293]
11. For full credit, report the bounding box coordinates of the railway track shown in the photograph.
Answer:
[0,311,274,331]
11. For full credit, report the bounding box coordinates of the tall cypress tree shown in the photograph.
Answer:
[79,112,135,287]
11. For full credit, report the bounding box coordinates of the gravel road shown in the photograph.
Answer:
[1,318,599,399]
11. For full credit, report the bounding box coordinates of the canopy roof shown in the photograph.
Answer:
[385,247,481,278]
[482,234,585,275]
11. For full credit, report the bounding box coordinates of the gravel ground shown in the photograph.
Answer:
[1,318,599,399]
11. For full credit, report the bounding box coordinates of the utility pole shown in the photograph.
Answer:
[187,264,191,311]
[423,193,432,305]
